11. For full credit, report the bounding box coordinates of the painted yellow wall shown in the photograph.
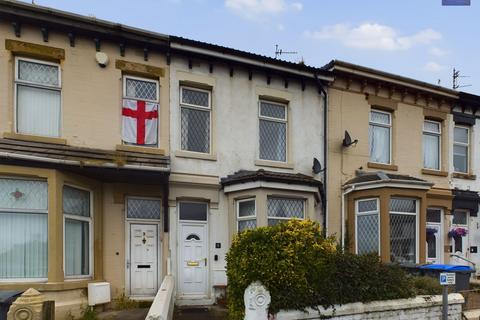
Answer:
[0,22,170,153]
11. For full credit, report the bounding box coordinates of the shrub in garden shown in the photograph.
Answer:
[226,219,417,320]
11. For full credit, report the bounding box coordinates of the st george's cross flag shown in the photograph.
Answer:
[122,99,159,145]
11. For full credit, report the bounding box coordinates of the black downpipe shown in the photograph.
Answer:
[314,73,328,232]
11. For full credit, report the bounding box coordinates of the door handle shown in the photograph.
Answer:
[127,260,131,269]
[204,258,207,267]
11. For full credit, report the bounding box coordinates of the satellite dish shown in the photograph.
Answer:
[312,158,322,174]
[342,130,358,147]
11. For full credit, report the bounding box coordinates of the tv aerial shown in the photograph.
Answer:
[453,68,472,90]
[274,44,297,59]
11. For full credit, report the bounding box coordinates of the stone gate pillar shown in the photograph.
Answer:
[244,282,271,320]
[7,288,45,320]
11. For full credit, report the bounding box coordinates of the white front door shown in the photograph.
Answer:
[178,223,208,296]
[451,210,469,265]
[130,223,158,296]
[426,208,443,264]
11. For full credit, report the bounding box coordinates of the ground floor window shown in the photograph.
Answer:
[267,197,305,226]
[64,185,92,277]
[237,198,256,232]
[0,178,48,279]
[390,198,417,263]
[356,198,379,255]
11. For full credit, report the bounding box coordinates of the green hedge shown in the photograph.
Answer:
[226,220,417,320]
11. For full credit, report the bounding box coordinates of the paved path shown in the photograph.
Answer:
[174,305,228,320]
[97,308,149,320]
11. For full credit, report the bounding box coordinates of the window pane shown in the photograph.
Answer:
[357,214,379,254]
[390,214,416,263]
[181,107,210,153]
[259,120,286,162]
[179,202,207,221]
[454,236,462,253]
[453,211,468,225]
[427,233,436,258]
[0,212,47,278]
[424,121,440,133]
[238,219,256,232]
[370,111,390,125]
[390,198,416,213]
[127,198,161,220]
[454,127,468,144]
[358,199,377,213]
[427,209,441,223]
[238,200,255,217]
[423,134,440,170]
[182,88,209,107]
[453,145,468,173]
[63,186,90,217]
[0,178,47,211]
[267,198,304,218]
[125,78,157,101]
[17,85,61,137]
[369,125,390,163]
[18,60,59,86]
[65,218,89,276]
[260,102,286,119]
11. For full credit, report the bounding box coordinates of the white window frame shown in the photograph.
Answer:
[355,198,380,255]
[236,198,256,232]
[63,184,94,279]
[0,176,48,283]
[423,120,442,170]
[179,86,212,154]
[426,207,443,262]
[14,56,62,137]
[267,197,305,225]
[453,125,470,174]
[369,109,392,164]
[258,100,288,163]
[389,198,419,264]
[122,75,159,103]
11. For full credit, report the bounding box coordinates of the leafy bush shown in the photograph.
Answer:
[411,275,443,295]
[226,220,417,320]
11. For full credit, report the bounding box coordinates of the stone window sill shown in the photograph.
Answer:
[367,162,398,171]
[175,150,217,161]
[451,172,477,180]
[3,132,67,145]
[421,169,448,177]
[255,159,294,169]
[116,144,165,155]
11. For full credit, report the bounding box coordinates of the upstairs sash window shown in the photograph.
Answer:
[369,110,391,164]
[15,58,61,137]
[180,87,211,153]
[453,126,470,173]
[259,101,287,162]
[423,120,441,170]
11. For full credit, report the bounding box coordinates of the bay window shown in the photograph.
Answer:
[237,198,256,232]
[64,185,92,277]
[356,198,379,255]
[390,198,417,263]
[15,57,61,137]
[267,197,304,226]
[423,120,441,170]
[0,178,48,279]
[453,126,470,173]
[259,101,287,162]
[369,110,391,164]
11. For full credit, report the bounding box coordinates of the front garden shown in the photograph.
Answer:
[226,219,442,320]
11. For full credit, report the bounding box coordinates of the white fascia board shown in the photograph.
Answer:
[224,181,319,193]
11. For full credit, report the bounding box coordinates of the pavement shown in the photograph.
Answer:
[174,305,228,320]
[97,308,149,320]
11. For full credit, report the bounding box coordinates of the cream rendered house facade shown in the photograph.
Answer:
[167,37,331,304]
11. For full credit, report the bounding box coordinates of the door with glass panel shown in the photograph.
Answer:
[426,208,443,264]
[450,210,470,265]
[125,197,162,297]
[177,202,208,297]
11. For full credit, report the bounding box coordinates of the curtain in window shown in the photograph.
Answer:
[423,134,440,169]
[369,125,390,163]
[0,213,47,278]
[65,219,89,276]
[17,85,61,137]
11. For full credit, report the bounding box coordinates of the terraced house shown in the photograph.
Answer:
[0,0,331,317]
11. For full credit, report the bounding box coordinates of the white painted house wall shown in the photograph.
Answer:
[449,112,480,271]
[168,56,325,303]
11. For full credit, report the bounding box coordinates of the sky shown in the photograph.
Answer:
[21,0,480,93]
